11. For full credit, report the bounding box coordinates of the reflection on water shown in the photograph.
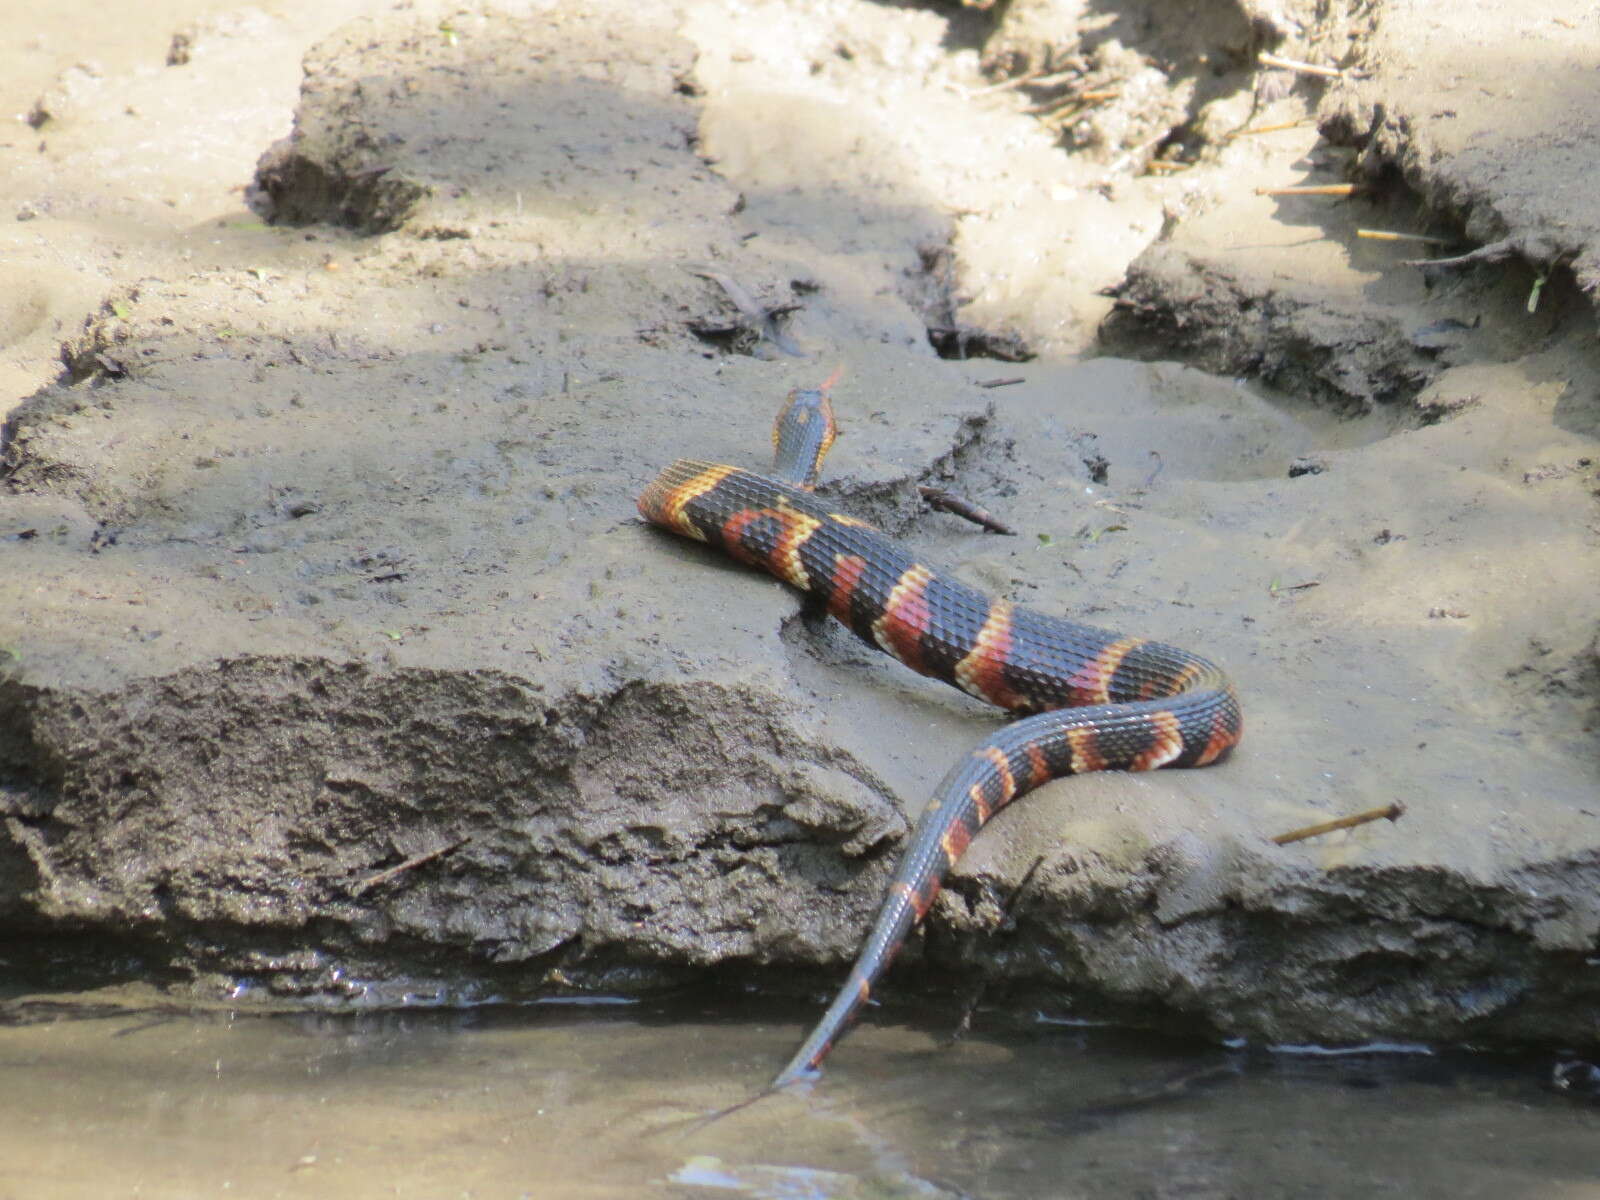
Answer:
[2,987,1597,1199]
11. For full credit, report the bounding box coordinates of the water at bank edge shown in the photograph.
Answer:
[3,986,1598,1199]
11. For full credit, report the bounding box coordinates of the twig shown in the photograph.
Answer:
[1257,51,1346,79]
[351,837,471,896]
[920,487,1017,536]
[1040,104,1089,129]
[1103,131,1170,179]
[1399,237,1517,270]
[1023,69,1087,90]
[977,376,1025,389]
[1272,803,1404,846]
[967,67,1049,96]
[1226,119,1313,139]
[1256,183,1361,197]
[1356,229,1454,245]
[1038,88,1119,113]
[1269,579,1321,596]
[1145,160,1188,172]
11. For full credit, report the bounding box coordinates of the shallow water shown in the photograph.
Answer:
[4,989,1598,1199]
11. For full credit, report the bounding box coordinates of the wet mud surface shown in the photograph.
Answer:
[2,0,1598,1082]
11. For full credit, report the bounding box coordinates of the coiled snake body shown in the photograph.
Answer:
[637,382,1242,1090]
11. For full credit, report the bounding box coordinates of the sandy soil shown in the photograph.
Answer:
[1,0,1597,1054]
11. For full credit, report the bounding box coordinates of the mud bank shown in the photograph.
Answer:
[2,0,1597,1052]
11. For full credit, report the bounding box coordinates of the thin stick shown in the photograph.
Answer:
[1256,183,1360,197]
[1040,104,1089,128]
[1272,803,1404,846]
[967,67,1050,96]
[1399,237,1517,269]
[977,376,1024,389]
[1356,229,1453,245]
[1146,160,1188,172]
[351,836,471,896]
[1103,131,1170,178]
[920,487,1017,536]
[1026,69,1087,90]
[1257,51,1345,79]
[1032,88,1116,115]
[1227,119,1313,138]
[1025,96,1070,115]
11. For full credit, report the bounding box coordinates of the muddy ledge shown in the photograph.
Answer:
[1,0,1598,1057]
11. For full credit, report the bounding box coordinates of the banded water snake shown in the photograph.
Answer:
[637,380,1242,1090]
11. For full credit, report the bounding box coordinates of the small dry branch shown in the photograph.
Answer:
[1257,51,1346,79]
[1356,229,1454,245]
[1227,119,1313,139]
[351,836,472,897]
[920,487,1017,536]
[1399,237,1517,270]
[1272,803,1404,846]
[1256,183,1361,197]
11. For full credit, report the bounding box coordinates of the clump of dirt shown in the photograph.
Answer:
[0,658,904,997]
[1097,0,1600,422]
[1319,7,1600,304]
[249,8,708,236]
[1100,238,1440,412]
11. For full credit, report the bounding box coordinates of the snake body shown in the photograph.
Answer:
[637,387,1241,1090]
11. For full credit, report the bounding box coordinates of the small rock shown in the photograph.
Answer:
[1288,456,1326,478]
